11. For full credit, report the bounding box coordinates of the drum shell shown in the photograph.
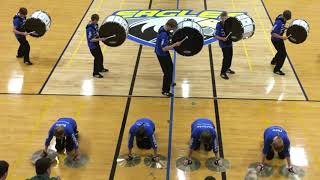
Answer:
[172,20,204,56]
[99,15,129,47]
[224,14,255,42]
[286,19,310,44]
[24,10,51,37]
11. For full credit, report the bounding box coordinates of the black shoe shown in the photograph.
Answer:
[100,68,109,72]
[93,73,103,78]
[271,59,276,65]
[16,55,23,58]
[162,92,173,97]
[274,70,285,76]
[220,73,229,80]
[24,61,33,65]
[226,69,235,74]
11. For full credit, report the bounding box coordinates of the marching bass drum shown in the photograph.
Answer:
[24,10,51,37]
[172,20,203,56]
[224,14,255,42]
[286,19,310,44]
[99,15,129,47]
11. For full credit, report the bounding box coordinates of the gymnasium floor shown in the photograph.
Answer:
[0,0,319,179]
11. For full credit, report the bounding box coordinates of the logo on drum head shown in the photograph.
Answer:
[112,10,246,47]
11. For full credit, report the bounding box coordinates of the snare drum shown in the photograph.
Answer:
[172,20,203,56]
[224,14,255,42]
[286,19,310,44]
[99,15,129,47]
[24,10,51,37]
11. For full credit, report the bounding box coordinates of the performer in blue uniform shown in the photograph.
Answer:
[184,118,220,165]
[128,118,159,161]
[270,10,292,75]
[214,11,235,80]
[86,14,109,78]
[44,118,80,160]
[257,126,293,172]
[155,19,182,97]
[13,7,33,65]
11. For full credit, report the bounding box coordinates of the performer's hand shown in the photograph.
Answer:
[42,150,48,157]
[256,163,265,172]
[214,158,222,166]
[174,41,182,47]
[282,36,289,40]
[152,155,160,162]
[127,154,133,161]
[287,166,295,173]
[23,32,29,36]
[183,158,192,166]
[73,150,80,161]
[222,37,229,42]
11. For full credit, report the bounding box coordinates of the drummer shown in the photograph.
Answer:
[13,7,32,65]
[214,11,235,80]
[184,118,221,165]
[44,118,80,160]
[86,14,109,78]
[270,10,292,75]
[128,118,159,161]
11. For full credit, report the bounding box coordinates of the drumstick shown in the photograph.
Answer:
[180,36,188,43]
[225,32,232,39]
[102,34,116,40]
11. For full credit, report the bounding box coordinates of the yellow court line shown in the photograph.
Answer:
[8,97,54,179]
[252,0,275,55]
[66,0,106,67]
[231,0,253,72]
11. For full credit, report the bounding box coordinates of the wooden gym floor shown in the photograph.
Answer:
[0,0,319,179]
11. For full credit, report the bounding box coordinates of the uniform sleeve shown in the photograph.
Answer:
[157,33,168,48]
[86,27,94,42]
[189,130,198,150]
[283,137,291,157]
[128,127,135,149]
[13,18,21,30]
[215,24,222,37]
[45,126,55,146]
[271,20,282,34]
[149,133,158,149]
[262,137,272,155]
[65,128,79,149]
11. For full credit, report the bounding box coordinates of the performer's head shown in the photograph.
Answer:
[220,11,228,22]
[283,10,292,20]
[54,126,65,139]
[91,14,100,24]
[200,131,212,146]
[165,19,178,31]
[204,176,216,180]
[135,125,146,141]
[18,7,28,17]
[272,136,284,152]
[0,161,9,180]
[35,157,51,176]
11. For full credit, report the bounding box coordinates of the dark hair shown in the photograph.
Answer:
[35,157,51,175]
[204,176,216,180]
[135,126,146,141]
[200,131,212,144]
[220,11,228,17]
[54,126,64,138]
[91,14,99,21]
[166,19,178,29]
[19,7,28,15]
[283,10,292,20]
[0,161,9,178]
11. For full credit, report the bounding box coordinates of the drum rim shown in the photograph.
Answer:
[29,10,52,29]
[289,19,310,32]
[174,20,203,35]
[243,16,255,39]
[103,15,129,26]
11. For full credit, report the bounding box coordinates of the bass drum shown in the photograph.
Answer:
[24,10,51,37]
[224,14,255,42]
[99,15,129,47]
[172,20,203,56]
[286,19,310,44]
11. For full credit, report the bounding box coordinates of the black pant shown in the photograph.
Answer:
[90,46,104,75]
[55,128,79,152]
[272,40,287,72]
[193,140,212,151]
[221,46,233,74]
[17,37,30,62]
[156,54,173,93]
[266,147,286,160]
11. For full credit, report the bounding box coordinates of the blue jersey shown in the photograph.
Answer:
[263,126,290,157]
[271,15,286,41]
[45,118,79,149]
[190,119,219,153]
[215,22,232,48]
[86,23,100,50]
[128,118,157,149]
[155,26,170,56]
[13,13,26,39]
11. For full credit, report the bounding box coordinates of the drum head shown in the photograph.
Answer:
[24,18,46,37]
[287,25,307,44]
[224,17,243,42]
[172,27,203,56]
[99,22,127,47]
